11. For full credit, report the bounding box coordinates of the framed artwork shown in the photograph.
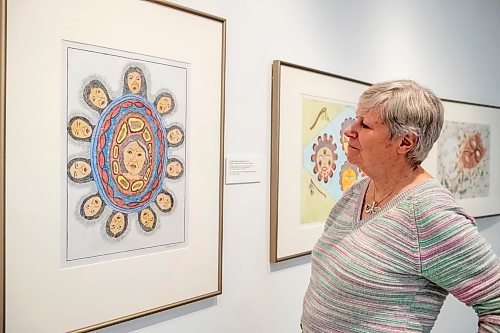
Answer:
[422,99,500,218]
[63,41,190,263]
[270,60,370,263]
[1,0,225,332]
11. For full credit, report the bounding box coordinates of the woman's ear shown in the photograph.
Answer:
[397,133,418,154]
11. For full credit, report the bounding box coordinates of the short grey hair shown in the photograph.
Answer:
[357,80,444,166]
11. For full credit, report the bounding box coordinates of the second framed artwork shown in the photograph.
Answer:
[270,61,370,262]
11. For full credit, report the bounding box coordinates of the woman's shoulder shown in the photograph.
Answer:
[404,179,475,226]
[407,178,458,207]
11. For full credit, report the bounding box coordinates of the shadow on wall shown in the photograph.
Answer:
[270,254,311,272]
[95,298,217,333]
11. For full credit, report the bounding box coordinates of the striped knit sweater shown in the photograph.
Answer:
[301,178,500,333]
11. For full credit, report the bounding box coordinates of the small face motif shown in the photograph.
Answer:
[156,192,173,211]
[108,213,126,237]
[167,160,183,178]
[316,147,334,179]
[70,160,91,179]
[341,167,357,192]
[70,119,92,140]
[167,128,183,145]
[139,208,156,230]
[83,196,102,218]
[89,87,108,109]
[123,141,146,176]
[157,96,173,114]
[127,72,142,93]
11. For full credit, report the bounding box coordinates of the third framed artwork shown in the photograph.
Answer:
[422,99,500,218]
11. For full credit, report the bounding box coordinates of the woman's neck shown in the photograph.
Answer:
[369,164,418,194]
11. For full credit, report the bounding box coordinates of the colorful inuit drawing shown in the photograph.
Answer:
[65,41,187,262]
[437,121,489,199]
[301,98,360,224]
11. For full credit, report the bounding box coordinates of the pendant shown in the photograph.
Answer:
[364,201,379,215]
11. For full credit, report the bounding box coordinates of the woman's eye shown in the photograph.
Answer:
[361,122,369,129]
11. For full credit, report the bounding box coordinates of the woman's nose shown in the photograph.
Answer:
[345,125,357,138]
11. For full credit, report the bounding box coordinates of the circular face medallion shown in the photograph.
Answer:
[90,94,167,212]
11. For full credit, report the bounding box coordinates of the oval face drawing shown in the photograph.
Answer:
[90,94,167,212]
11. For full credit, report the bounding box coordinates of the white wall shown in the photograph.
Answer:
[97,1,500,332]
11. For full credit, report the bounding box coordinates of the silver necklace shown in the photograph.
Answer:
[364,167,417,216]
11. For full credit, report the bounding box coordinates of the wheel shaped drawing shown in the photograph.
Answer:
[67,66,185,239]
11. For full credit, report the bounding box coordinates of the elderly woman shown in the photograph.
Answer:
[301,80,500,332]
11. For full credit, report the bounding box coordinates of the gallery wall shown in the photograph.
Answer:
[97,0,500,332]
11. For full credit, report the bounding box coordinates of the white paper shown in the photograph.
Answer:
[225,155,263,184]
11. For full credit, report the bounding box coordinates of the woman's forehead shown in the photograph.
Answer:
[355,107,375,116]
[356,108,386,124]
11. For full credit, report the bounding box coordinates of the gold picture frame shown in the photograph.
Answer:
[1,0,225,331]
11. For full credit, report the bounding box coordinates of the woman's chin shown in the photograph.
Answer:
[345,154,357,165]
